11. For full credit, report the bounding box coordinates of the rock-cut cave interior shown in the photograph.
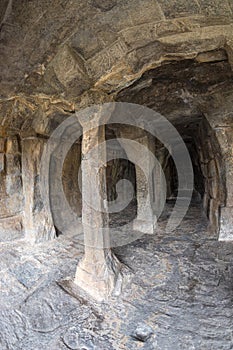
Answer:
[1,1,233,349]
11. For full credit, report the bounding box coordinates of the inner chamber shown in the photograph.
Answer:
[62,56,230,235]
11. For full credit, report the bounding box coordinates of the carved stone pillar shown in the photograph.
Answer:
[115,126,157,234]
[0,133,24,241]
[74,115,122,302]
[132,135,157,234]
[152,147,167,219]
[22,137,56,243]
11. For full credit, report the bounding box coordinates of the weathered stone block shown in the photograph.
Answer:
[71,24,118,60]
[12,260,43,289]
[0,153,5,172]
[125,0,165,26]
[6,136,19,154]
[207,159,217,178]
[0,0,9,25]
[195,49,228,63]
[0,215,23,242]
[156,0,199,18]
[121,23,157,50]
[88,39,128,79]
[225,158,233,207]
[132,323,154,342]
[209,178,218,199]
[201,163,208,178]
[160,30,226,58]
[5,154,21,175]
[203,138,214,160]
[5,175,22,196]
[32,109,68,137]
[5,192,24,216]
[156,18,200,37]
[44,45,91,96]
[208,111,233,129]
[128,41,165,73]
[0,174,23,216]
[100,0,164,32]
[208,198,219,231]
[219,207,233,241]
[229,0,233,13]
[92,0,117,11]
[198,0,232,17]
[215,127,233,159]
[0,138,5,152]
[203,192,209,213]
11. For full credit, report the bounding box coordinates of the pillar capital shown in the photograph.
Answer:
[76,103,114,131]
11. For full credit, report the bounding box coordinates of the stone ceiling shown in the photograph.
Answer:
[0,0,233,94]
[0,0,233,133]
[116,55,233,136]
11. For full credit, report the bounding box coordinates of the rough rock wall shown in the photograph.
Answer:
[203,97,233,240]
[196,118,225,232]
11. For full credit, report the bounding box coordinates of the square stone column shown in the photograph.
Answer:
[132,135,157,234]
[74,115,122,302]
[0,134,24,241]
[22,137,56,243]
[111,125,158,234]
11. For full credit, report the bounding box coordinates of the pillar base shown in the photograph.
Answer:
[133,217,157,234]
[74,251,124,302]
